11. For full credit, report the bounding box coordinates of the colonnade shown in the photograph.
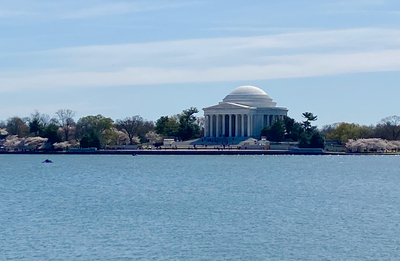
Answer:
[204,114,283,138]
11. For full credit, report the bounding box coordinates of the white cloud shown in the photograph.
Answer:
[31,28,400,71]
[1,28,400,92]
[1,50,400,92]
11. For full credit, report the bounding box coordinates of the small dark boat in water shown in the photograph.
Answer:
[42,159,53,163]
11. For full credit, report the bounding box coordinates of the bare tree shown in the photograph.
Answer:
[116,116,154,145]
[6,116,29,137]
[31,110,51,127]
[55,109,76,141]
[376,115,400,140]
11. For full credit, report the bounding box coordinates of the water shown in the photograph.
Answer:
[0,154,400,260]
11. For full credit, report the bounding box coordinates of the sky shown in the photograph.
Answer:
[1,0,400,127]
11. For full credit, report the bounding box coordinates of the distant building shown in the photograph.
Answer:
[203,85,288,138]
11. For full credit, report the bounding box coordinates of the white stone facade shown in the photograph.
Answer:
[203,86,287,138]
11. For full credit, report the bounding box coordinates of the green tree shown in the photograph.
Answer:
[302,112,318,132]
[283,116,304,141]
[261,118,285,142]
[42,123,62,144]
[309,132,325,148]
[177,107,201,140]
[29,118,43,136]
[298,112,325,148]
[29,110,50,136]
[80,131,101,149]
[76,114,114,147]
[155,116,179,137]
[325,122,373,142]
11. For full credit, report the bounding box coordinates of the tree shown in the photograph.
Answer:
[30,110,50,127]
[261,118,285,142]
[116,116,154,145]
[55,109,76,141]
[320,123,340,137]
[302,112,318,132]
[309,132,325,148]
[155,116,179,137]
[29,117,43,136]
[42,123,62,144]
[76,115,114,147]
[28,110,51,137]
[298,112,325,148]
[177,107,201,140]
[375,115,400,140]
[145,131,163,144]
[6,117,29,138]
[80,132,101,149]
[325,123,373,143]
[283,116,304,141]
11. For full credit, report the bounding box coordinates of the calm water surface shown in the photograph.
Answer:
[0,154,400,260]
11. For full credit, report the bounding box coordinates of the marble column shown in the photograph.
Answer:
[249,115,253,137]
[204,115,209,137]
[216,115,220,137]
[247,115,249,137]
[210,115,214,137]
[229,114,232,137]
[241,114,245,137]
[222,114,226,137]
[235,114,239,137]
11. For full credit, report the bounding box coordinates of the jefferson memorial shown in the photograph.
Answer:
[203,86,288,138]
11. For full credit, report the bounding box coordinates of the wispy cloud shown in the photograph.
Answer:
[34,28,400,69]
[1,27,400,92]
[1,50,400,92]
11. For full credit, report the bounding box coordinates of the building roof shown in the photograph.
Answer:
[226,85,268,96]
[223,85,277,107]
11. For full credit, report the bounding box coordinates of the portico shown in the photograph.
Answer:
[203,86,287,138]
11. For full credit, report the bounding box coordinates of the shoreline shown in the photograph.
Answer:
[1,150,397,156]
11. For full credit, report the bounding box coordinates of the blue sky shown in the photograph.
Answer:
[1,0,400,127]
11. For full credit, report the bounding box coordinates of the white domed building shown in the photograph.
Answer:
[203,86,288,138]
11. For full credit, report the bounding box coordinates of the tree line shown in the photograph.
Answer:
[1,107,399,150]
[321,116,400,143]
[260,113,400,150]
[0,107,203,150]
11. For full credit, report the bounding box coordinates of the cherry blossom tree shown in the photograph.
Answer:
[345,138,397,152]
[145,131,163,144]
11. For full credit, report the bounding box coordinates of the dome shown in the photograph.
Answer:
[227,85,268,96]
[223,85,276,107]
